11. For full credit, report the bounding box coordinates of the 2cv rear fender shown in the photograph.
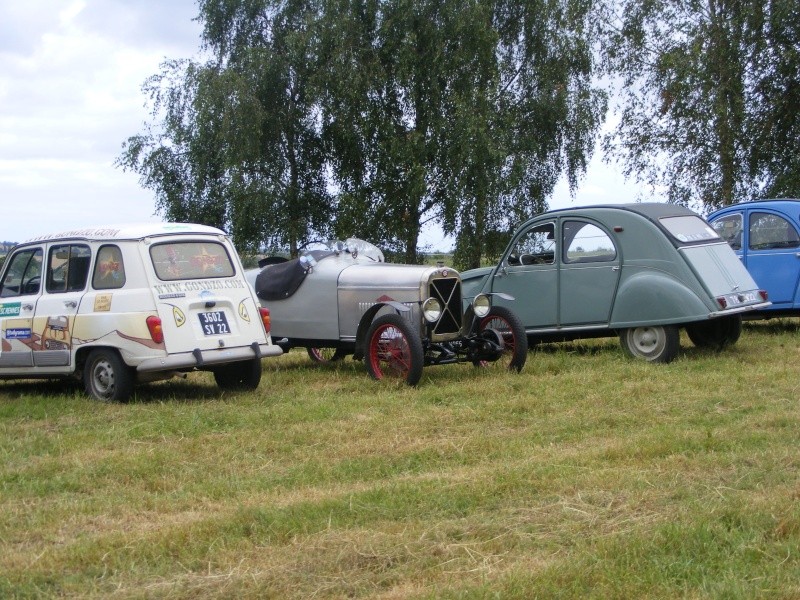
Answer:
[609,269,711,328]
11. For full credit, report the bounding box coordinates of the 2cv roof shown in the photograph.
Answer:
[525,202,720,251]
[20,223,227,246]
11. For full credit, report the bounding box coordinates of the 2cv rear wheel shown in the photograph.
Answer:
[475,306,528,372]
[686,315,742,350]
[619,325,680,363]
[365,314,424,386]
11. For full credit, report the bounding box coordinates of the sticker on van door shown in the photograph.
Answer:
[0,303,21,317]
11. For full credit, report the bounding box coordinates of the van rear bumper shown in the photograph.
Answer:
[136,343,283,372]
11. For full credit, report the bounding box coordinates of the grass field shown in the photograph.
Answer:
[1,320,799,598]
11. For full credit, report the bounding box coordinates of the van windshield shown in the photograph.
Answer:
[659,216,720,244]
[150,241,235,281]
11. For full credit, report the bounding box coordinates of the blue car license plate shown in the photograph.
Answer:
[199,311,230,335]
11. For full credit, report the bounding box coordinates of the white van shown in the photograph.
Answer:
[0,223,282,401]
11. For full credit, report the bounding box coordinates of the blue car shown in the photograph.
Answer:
[707,199,800,316]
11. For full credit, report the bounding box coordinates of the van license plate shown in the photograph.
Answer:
[199,311,230,335]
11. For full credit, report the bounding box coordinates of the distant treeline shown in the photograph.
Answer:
[0,242,17,254]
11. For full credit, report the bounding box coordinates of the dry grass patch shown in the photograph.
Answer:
[2,324,800,597]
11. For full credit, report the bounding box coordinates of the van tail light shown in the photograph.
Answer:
[146,315,164,344]
[259,307,271,334]
[759,290,768,301]
[716,296,728,309]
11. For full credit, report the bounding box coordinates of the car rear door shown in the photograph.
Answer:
[744,209,800,307]
[147,238,266,354]
[558,219,621,326]
[33,243,92,368]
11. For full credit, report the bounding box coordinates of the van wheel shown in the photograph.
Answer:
[213,358,262,391]
[84,349,134,402]
[686,315,742,349]
[365,314,424,386]
[619,325,679,363]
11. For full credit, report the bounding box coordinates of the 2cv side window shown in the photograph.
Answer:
[47,244,92,293]
[748,212,800,250]
[711,213,743,250]
[507,223,556,266]
[150,241,235,281]
[562,221,617,263]
[0,248,43,298]
[93,245,126,290]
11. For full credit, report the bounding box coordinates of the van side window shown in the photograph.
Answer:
[150,242,235,281]
[0,248,43,298]
[93,245,126,290]
[47,244,92,294]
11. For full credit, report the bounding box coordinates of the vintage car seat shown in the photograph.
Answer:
[254,250,333,301]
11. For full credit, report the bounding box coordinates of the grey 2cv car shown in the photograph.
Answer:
[461,203,771,363]
[245,239,527,385]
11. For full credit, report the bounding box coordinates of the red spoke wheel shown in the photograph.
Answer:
[307,347,347,363]
[476,306,528,372]
[364,314,424,386]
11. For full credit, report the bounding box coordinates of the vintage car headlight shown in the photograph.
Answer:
[422,297,442,323]
[473,294,491,318]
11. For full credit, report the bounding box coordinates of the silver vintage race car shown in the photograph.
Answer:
[244,239,527,385]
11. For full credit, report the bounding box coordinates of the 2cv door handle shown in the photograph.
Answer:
[64,300,77,309]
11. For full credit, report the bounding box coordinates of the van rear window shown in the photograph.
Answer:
[150,242,235,281]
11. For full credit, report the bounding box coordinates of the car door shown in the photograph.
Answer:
[0,247,43,368]
[743,210,800,307]
[558,219,621,326]
[32,243,92,367]
[490,221,558,329]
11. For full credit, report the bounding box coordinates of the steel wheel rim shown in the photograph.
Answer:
[368,324,411,379]
[91,358,115,398]
[629,327,665,357]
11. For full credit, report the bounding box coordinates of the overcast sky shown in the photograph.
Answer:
[0,0,649,250]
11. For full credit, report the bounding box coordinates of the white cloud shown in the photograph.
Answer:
[0,0,202,243]
[0,0,654,248]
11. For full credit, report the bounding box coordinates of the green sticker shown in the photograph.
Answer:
[0,302,21,317]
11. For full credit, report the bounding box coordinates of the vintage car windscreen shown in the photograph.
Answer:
[659,216,720,244]
[150,241,235,281]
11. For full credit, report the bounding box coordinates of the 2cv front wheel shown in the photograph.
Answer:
[364,314,424,386]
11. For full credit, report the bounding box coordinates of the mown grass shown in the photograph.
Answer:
[1,320,799,598]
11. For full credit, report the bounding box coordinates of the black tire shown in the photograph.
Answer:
[307,347,347,363]
[364,314,424,386]
[619,325,680,363]
[83,348,135,402]
[686,315,742,349]
[475,306,528,372]
[213,358,262,391]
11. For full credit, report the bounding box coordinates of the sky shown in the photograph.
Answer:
[0,0,652,251]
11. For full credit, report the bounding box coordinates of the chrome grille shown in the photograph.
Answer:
[429,276,462,337]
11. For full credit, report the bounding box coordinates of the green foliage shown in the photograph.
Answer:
[119,0,605,267]
[2,323,800,597]
[598,0,800,209]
